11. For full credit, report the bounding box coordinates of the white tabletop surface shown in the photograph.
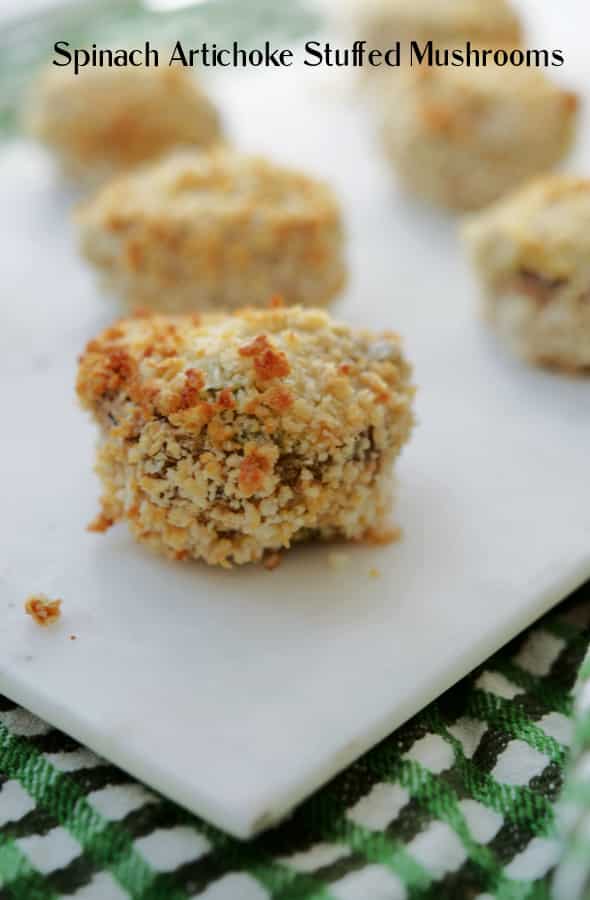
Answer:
[0,0,589,840]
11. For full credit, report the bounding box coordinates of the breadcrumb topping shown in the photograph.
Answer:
[381,65,578,211]
[25,594,62,626]
[464,176,590,281]
[25,65,222,185]
[463,175,590,372]
[77,305,415,567]
[76,149,347,313]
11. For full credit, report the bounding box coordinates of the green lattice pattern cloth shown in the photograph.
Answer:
[554,638,590,900]
[0,585,589,900]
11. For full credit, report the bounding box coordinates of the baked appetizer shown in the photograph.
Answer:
[25,65,222,185]
[76,149,347,312]
[463,176,590,372]
[77,306,415,566]
[380,66,578,211]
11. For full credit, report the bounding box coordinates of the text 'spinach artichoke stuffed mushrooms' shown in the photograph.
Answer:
[76,149,347,313]
[77,306,415,567]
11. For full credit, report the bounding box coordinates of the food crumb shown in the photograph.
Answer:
[87,512,114,533]
[363,525,402,546]
[369,568,381,579]
[263,552,282,572]
[329,552,351,571]
[69,635,77,641]
[25,594,62,626]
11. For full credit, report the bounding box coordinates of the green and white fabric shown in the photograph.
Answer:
[554,643,590,900]
[1,585,589,899]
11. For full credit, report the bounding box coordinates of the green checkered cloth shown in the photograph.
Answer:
[1,585,589,900]
[554,639,590,900]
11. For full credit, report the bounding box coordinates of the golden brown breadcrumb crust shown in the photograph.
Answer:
[25,65,222,186]
[381,66,578,211]
[75,149,347,313]
[463,176,590,373]
[77,306,415,567]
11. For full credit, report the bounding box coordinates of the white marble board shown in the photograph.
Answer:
[0,49,590,839]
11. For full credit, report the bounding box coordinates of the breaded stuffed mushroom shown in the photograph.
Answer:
[77,306,414,567]
[25,65,222,185]
[380,66,578,212]
[463,176,590,373]
[76,149,347,312]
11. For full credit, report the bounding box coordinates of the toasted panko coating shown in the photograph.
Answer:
[76,148,347,313]
[77,306,415,567]
[463,176,590,372]
[25,64,222,186]
[380,66,578,211]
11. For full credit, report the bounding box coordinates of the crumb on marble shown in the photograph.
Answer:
[25,594,62,627]
[362,524,402,546]
[369,568,381,579]
[26,64,222,186]
[263,552,282,571]
[87,512,114,533]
